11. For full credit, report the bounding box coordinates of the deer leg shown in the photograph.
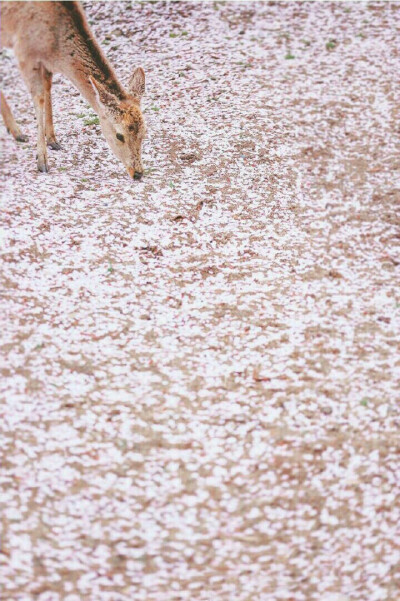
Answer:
[33,92,48,172]
[0,91,29,142]
[24,64,49,172]
[42,69,61,150]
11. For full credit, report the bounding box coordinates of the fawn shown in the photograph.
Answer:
[0,1,146,179]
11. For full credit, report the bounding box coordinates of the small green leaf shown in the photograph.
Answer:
[285,52,295,60]
[169,32,178,38]
[360,399,368,407]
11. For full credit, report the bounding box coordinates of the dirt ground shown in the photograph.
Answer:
[1,2,399,600]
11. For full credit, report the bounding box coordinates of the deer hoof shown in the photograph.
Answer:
[37,161,49,173]
[16,134,29,143]
[48,140,62,151]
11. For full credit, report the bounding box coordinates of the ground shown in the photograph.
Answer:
[1,2,399,600]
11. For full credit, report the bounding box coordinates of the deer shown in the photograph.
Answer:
[0,1,146,179]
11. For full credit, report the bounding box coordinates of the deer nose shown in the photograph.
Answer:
[127,167,143,180]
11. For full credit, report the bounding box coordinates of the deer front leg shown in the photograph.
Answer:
[43,69,61,150]
[0,91,28,142]
[33,93,48,172]
[24,64,49,172]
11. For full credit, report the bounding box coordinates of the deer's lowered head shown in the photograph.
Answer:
[90,67,146,180]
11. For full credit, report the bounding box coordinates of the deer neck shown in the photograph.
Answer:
[60,2,125,113]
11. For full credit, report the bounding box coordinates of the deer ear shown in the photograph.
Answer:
[90,77,120,114]
[128,67,145,99]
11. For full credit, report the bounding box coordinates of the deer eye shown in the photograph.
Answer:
[116,133,125,142]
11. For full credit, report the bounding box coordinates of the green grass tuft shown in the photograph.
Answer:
[326,40,337,50]
[83,116,100,126]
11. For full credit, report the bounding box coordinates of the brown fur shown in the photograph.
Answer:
[121,102,143,133]
[0,1,146,176]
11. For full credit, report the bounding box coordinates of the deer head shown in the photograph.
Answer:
[90,67,146,180]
